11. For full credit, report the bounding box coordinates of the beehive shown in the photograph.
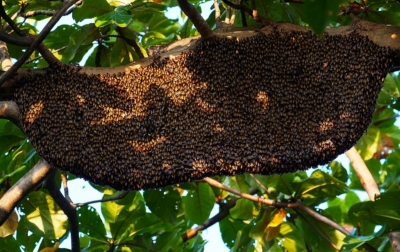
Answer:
[14,31,396,190]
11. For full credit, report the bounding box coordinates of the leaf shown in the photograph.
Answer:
[220,216,246,248]
[77,205,107,242]
[278,222,307,251]
[232,225,255,252]
[348,190,400,231]
[356,125,381,160]
[20,191,68,240]
[95,7,134,28]
[297,210,346,252]
[340,226,385,252]
[250,207,284,245]
[110,37,137,66]
[0,210,18,238]
[303,0,341,34]
[183,182,215,225]
[295,170,348,205]
[329,161,349,183]
[72,0,113,22]
[230,199,257,220]
[62,24,100,63]
[143,187,181,224]
[326,191,360,224]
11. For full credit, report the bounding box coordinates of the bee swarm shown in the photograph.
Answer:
[14,31,396,190]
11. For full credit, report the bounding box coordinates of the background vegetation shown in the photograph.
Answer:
[1,0,400,251]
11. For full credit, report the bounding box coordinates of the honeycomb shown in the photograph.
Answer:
[14,31,396,190]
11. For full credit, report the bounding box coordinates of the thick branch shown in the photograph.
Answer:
[177,0,214,38]
[345,147,379,200]
[0,101,22,129]
[44,170,80,252]
[0,159,52,226]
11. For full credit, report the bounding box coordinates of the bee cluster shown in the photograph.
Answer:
[14,31,396,190]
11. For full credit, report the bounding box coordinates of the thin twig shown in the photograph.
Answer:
[0,0,78,85]
[61,172,72,203]
[74,191,129,207]
[0,159,52,226]
[249,174,269,193]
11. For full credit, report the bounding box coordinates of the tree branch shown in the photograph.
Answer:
[0,101,22,129]
[177,0,214,38]
[202,177,350,236]
[0,158,52,226]
[44,169,80,252]
[74,191,129,207]
[346,146,400,251]
[345,147,379,200]
[0,0,78,85]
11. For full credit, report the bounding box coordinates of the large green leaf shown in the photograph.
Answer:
[325,191,360,225]
[340,226,385,252]
[77,205,107,242]
[297,209,346,252]
[278,222,307,252]
[348,190,400,232]
[294,170,348,205]
[183,182,215,225]
[95,6,133,28]
[355,125,381,160]
[72,0,113,22]
[220,216,246,248]
[229,199,258,220]
[62,24,100,63]
[19,191,68,240]
[302,0,341,34]
[143,187,181,224]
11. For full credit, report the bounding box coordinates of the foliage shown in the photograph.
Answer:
[1,0,400,251]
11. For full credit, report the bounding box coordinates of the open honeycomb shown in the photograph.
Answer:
[14,31,397,190]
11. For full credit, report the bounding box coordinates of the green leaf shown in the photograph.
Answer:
[232,225,255,252]
[340,226,385,252]
[0,235,21,252]
[355,125,381,160]
[297,210,346,252]
[95,7,133,28]
[348,190,400,232]
[220,216,246,248]
[77,205,107,242]
[62,24,100,63]
[224,175,250,194]
[183,183,215,225]
[329,161,349,183]
[230,199,257,220]
[143,187,181,224]
[326,191,360,224]
[72,0,113,22]
[377,74,398,105]
[20,191,68,240]
[278,222,307,252]
[303,0,341,34]
[295,170,348,205]
[110,38,137,67]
